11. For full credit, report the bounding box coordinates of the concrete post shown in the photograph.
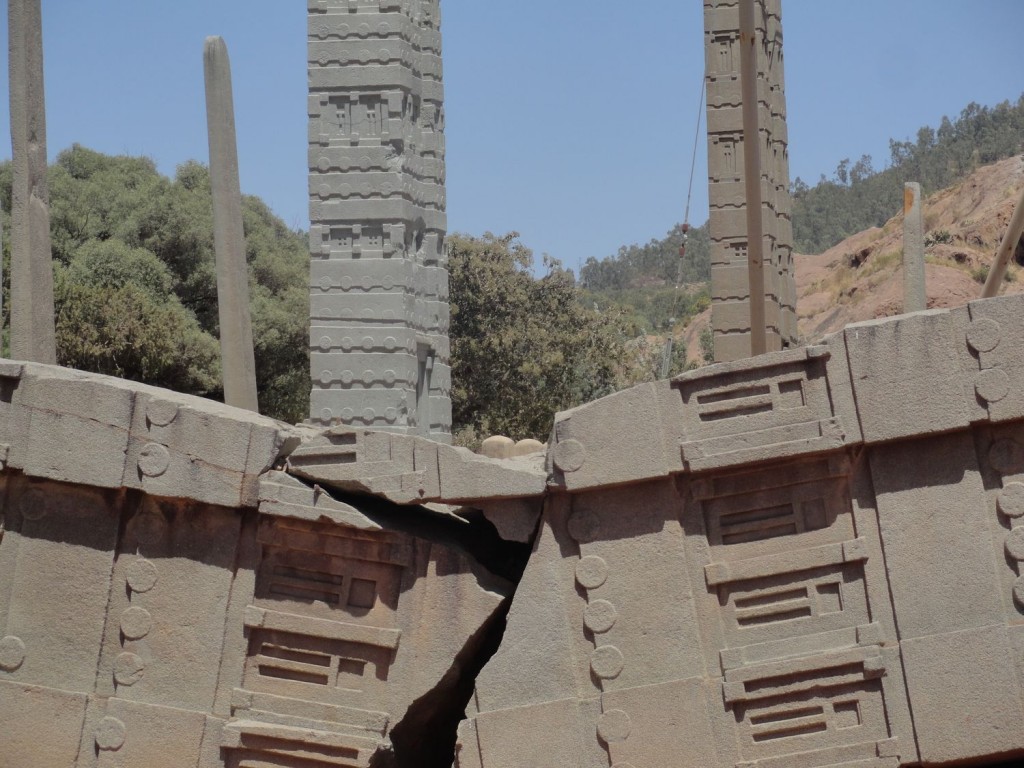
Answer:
[903,182,927,312]
[739,0,767,357]
[204,36,259,412]
[8,0,56,364]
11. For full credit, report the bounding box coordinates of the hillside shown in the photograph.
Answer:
[797,154,1024,338]
[792,97,1024,253]
[680,154,1024,360]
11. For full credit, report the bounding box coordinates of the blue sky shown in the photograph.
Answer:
[1,1,1022,270]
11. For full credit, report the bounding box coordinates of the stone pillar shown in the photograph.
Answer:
[739,0,767,356]
[1,202,4,329]
[903,182,926,313]
[204,36,259,412]
[308,0,451,441]
[8,0,56,364]
[705,0,795,362]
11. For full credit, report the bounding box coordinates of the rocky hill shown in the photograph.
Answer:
[682,154,1024,360]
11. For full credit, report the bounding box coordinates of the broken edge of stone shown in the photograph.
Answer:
[5,292,1024,535]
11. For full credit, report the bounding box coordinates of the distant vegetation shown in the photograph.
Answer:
[448,233,635,443]
[792,96,1024,253]
[577,95,1024,335]
[0,145,311,423]
[0,148,690,440]
[1,95,1021,435]
[578,222,712,336]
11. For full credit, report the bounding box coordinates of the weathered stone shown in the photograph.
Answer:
[8,3,1024,767]
[479,435,514,459]
[7,0,55,363]
[307,0,450,440]
[204,36,259,412]
[903,182,927,312]
[705,0,795,361]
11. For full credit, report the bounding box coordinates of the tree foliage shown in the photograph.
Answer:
[0,145,310,422]
[574,222,711,338]
[448,233,634,442]
[792,96,1024,253]
[579,221,711,292]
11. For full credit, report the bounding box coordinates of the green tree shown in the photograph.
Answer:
[0,145,311,423]
[448,232,631,442]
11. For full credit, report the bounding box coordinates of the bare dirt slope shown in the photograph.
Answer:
[682,154,1024,359]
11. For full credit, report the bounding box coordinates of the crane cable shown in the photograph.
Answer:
[678,73,707,287]
[663,70,708,378]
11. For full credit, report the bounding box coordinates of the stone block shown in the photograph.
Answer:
[869,434,1003,639]
[23,407,129,488]
[437,444,546,502]
[572,481,705,691]
[0,680,87,766]
[712,264,753,301]
[1,480,118,692]
[310,387,412,429]
[120,385,299,509]
[470,697,604,768]
[712,299,753,332]
[714,330,752,363]
[473,501,593,713]
[94,499,241,713]
[967,294,1024,424]
[96,698,208,768]
[844,310,969,444]
[550,382,681,492]
[288,429,445,503]
[675,346,845,471]
[602,678,721,768]
[710,205,748,236]
[16,367,133,487]
[822,330,863,445]
[901,626,1024,765]
[310,351,418,388]
[258,470,381,530]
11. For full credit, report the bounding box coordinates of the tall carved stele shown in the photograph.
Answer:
[307,0,452,442]
[705,0,797,362]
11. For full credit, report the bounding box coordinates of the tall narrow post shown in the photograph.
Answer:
[1,202,5,334]
[204,36,258,412]
[982,182,1024,298]
[739,0,767,357]
[902,182,927,312]
[8,0,56,364]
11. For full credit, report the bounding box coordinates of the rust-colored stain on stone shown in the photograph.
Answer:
[905,184,917,214]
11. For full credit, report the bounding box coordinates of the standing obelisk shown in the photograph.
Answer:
[8,0,56,363]
[704,0,796,361]
[204,36,259,412]
[307,0,451,440]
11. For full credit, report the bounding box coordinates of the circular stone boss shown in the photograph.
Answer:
[576,556,609,590]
